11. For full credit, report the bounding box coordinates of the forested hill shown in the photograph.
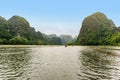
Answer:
[76,12,120,45]
[0,16,62,45]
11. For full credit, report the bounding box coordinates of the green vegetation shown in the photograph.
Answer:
[110,32,120,46]
[0,16,62,45]
[0,12,120,45]
[76,12,120,46]
[8,37,29,44]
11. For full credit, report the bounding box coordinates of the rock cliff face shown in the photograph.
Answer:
[76,12,117,45]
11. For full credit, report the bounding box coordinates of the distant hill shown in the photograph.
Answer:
[47,34,58,38]
[43,34,62,45]
[59,35,74,44]
[76,12,120,45]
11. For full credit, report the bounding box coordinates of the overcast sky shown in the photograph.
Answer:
[1,0,120,37]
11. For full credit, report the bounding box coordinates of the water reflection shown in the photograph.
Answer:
[77,47,120,80]
[0,46,120,80]
[0,47,30,80]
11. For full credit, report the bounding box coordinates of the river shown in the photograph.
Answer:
[0,45,120,80]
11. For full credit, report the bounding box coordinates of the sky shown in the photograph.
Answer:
[0,0,120,37]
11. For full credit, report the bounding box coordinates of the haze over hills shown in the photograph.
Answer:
[59,35,74,44]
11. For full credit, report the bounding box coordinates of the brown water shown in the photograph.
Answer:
[0,45,120,80]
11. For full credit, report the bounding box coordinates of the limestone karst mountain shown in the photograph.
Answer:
[76,12,120,45]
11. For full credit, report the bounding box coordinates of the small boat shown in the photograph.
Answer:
[65,44,67,47]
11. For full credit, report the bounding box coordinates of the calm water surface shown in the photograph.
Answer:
[0,45,120,80]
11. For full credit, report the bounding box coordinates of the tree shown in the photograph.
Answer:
[111,32,120,45]
[8,37,29,44]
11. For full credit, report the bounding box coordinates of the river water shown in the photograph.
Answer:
[0,45,120,80]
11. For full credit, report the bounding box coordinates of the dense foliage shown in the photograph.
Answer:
[8,37,29,44]
[110,32,120,45]
[76,12,120,45]
[0,16,62,45]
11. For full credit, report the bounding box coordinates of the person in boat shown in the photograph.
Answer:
[65,44,67,47]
